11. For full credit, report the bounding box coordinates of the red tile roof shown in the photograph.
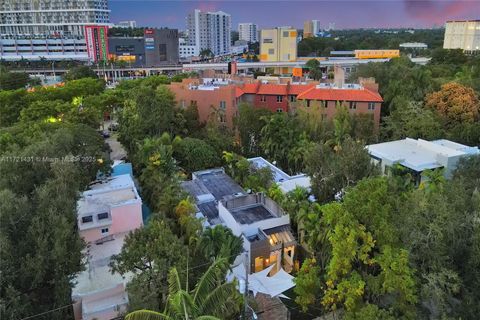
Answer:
[257,84,288,95]
[296,87,383,102]
[235,87,244,98]
[288,84,316,95]
[242,83,259,94]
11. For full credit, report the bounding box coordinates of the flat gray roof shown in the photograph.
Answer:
[194,169,245,201]
[231,204,275,224]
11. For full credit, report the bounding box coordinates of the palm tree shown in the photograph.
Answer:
[124,258,242,320]
[199,225,243,264]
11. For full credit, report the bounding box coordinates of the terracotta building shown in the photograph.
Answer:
[168,71,383,128]
[168,78,242,128]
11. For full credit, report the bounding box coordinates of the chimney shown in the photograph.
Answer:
[333,65,345,88]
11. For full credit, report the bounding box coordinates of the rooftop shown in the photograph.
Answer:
[221,193,285,225]
[77,174,141,230]
[192,169,245,201]
[297,85,383,102]
[72,232,132,296]
[367,138,479,172]
[248,157,311,193]
[231,204,275,224]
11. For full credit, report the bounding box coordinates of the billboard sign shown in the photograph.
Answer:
[84,25,109,63]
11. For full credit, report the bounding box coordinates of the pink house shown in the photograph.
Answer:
[73,173,143,320]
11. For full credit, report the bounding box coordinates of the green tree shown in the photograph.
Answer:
[198,225,243,264]
[63,65,98,81]
[306,137,378,203]
[234,103,272,156]
[294,258,322,312]
[0,66,32,90]
[124,258,242,320]
[0,162,86,320]
[381,101,444,140]
[110,219,188,310]
[175,137,219,174]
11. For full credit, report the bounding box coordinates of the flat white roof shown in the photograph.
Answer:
[248,157,311,193]
[77,174,141,217]
[367,138,479,172]
[72,232,133,297]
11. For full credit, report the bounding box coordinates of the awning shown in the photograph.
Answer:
[227,263,295,298]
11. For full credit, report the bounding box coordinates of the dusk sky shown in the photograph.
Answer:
[109,0,480,30]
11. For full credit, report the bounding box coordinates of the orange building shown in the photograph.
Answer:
[169,75,383,129]
[168,78,242,128]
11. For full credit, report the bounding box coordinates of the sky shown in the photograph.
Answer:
[109,0,480,30]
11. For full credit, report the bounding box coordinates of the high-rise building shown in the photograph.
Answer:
[238,23,258,43]
[260,27,297,62]
[443,20,480,52]
[0,0,111,61]
[116,20,137,28]
[303,20,321,38]
[0,0,110,38]
[186,9,231,56]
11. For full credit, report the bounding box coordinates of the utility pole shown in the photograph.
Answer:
[243,251,250,320]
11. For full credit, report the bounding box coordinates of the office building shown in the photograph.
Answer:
[182,168,296,274]
[238,23,258,42]
[72,172,143,320]
[0,0,110,61]
[186,9,231,56]
[108,37,145,67]
[144,28,179,66]
[303,20,321,38]
[116,20,137,28]
[367,138,479,183]
[443,20,480,52]
[260,27,297,62]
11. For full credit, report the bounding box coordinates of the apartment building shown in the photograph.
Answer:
[182,168,296,274]
[303,20,321,38]
[72,173,143,320]
[443,20,480,52]
[367,138,480,183]
[0,0,111,61]
[260,27,297,62]
[186,9,231,56]
[238,23,258,43]
[168,77,242,128]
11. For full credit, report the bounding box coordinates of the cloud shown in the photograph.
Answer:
[403,0,478,25]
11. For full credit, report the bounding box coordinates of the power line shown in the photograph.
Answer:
[18,303,73,320]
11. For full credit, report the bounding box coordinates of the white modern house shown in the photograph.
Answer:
[182,168,296,275]
[248,157,311,194]
[367,138,479,182]
[72,173,143,320]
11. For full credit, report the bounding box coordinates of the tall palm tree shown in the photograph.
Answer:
[199,225,243,264]
[124,258,242,320]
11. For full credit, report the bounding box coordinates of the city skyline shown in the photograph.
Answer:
[110,0,480,30]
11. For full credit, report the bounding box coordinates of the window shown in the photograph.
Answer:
[306,99,311,107]
[268,48,274,55]
[277,95,283,103]
[260,95,266,102]
[220,101,226,110]
[276,108,283,113]
[349,101,357,110]
[101,228,109,234]
[263,38,273,43]
[368,102,375,110]
[289,95,296,102]
[283,31,289,37]
[158,43,167,61]
[97,212,109,220]
[81,215,93,223]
